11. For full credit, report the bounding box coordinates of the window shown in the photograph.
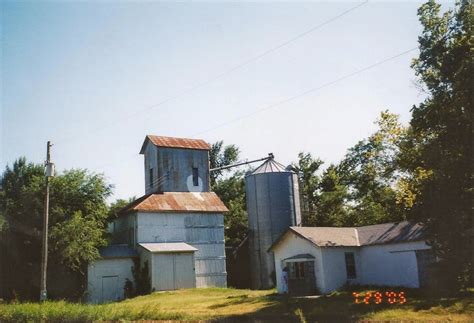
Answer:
[345,252,356,279]
[289,262,305,279]
[149,168,153,187]
[192,167,199,186]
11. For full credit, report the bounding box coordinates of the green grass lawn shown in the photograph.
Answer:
[0,287,473,322]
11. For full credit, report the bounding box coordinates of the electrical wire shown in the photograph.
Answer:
[77,47,417,172]
[54,1,368,146]
[193,46,418,136]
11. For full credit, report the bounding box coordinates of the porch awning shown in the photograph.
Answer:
[282,253,315,263]
[139,242,198,253]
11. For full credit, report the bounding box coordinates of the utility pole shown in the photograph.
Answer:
[40,141,54,301]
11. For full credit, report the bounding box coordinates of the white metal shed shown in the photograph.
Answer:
[139,242,198,291]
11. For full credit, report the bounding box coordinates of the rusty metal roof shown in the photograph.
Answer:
[123,192,228,213]
[140,135,210,153]
[270,221,426,250]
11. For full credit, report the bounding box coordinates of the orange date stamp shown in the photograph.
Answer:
[352,291,406,304]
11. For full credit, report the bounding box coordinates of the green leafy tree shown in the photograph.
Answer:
[107,197,136,221]
[213,172,247,247]
[292,152,324,226]
[400,0,473,290]
[209,141,247,248]
[209,141,240,187]
[317,165,351,226]
[0,158,44,300]
[50,211,107,272]
[338,111,407,225]
[0,158,112,300]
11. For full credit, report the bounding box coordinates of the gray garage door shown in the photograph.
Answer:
[154,252,196,290]
[101,275,119,303]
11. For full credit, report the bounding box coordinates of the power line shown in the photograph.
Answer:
[193,47,418,137]
[83,46,418,172]
[54,1,368,146]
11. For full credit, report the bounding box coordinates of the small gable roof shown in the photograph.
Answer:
[121,192,228,214]
[140,135,210,153]
[291,226,359,247]
[270,221,426,251]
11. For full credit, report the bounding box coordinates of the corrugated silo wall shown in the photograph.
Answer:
[246,171,300,289]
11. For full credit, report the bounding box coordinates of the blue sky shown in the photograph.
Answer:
[1,1,454,201]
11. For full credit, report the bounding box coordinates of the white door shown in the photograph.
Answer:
[101,275,119,303]
[174,253,196,289]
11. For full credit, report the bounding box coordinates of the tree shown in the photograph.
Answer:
[337,111,407,225]
[0,158,44,300]
[291,112,408,227]
[209,141,240,187]
[108,197,136,221]
[209,141,247,248]
[0,158,112,300]
[213,171,248,247]
[49,211,107,275]
[292,152,324,226]
[400,0,473,290]
[317,165,351,226]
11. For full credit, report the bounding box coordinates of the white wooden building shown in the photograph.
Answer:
[87,136,228,303]
[269,221,434,296]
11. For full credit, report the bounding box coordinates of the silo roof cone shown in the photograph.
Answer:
[251,158,288,174]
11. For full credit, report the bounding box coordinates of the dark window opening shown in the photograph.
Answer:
[289,262,305,279]
[149,168,153,187]
[192,167,199,186]
[345,252,356,279]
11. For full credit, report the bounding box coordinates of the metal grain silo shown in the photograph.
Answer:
[245,158,302,289]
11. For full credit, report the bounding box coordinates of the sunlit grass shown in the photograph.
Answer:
[0,287,472,322]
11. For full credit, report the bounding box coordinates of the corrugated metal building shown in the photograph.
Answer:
[87,245,138,303]
[87,136,228,303]
[140,135,211,194]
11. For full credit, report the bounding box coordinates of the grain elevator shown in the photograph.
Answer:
[245,157,301,289]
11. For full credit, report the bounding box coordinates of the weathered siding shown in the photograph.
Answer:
[136,212,226,287]
[144,141,158,194]
[87,258,134,304]
[359,241,430,288]
[143,143,210,194]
